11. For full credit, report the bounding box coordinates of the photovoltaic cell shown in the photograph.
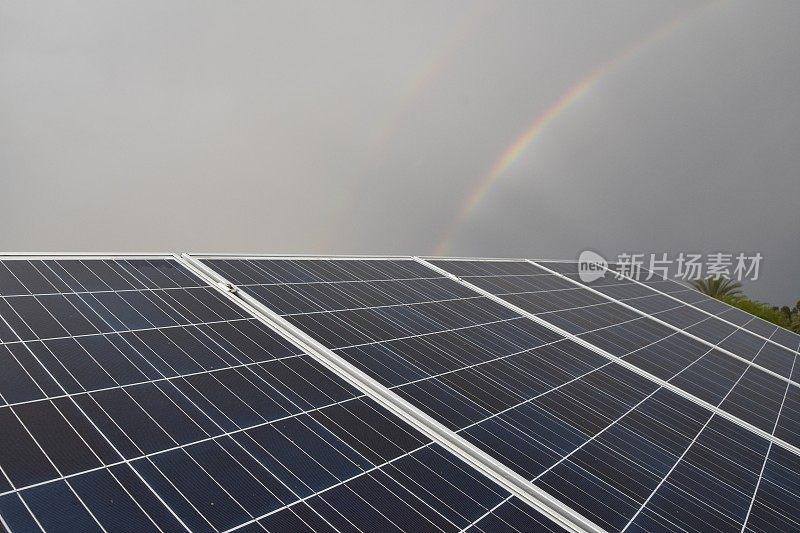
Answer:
[0,257,564,533]
[201,257,800,532]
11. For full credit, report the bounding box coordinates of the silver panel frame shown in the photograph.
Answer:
[0,253,175,261]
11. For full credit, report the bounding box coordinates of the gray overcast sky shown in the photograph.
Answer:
[1,1,798,302]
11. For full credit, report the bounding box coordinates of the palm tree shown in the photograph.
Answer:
[688,276,743,299]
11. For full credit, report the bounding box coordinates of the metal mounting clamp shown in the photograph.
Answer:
[217,281,239,294]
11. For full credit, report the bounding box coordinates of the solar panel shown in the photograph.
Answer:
[195,256,799,532]
[0,256,567,533]
[537,262,800,362]
[629,274,800,372]
[531,260,800,434]
[429,259,799,449]
[536,261,800,378]
[604,267,799,346]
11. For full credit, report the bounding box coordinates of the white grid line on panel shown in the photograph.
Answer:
[0,306,192,532]
[0,257,213,531]
[461,495,514,532]
[740,353,798,531]
[0,316,257,347]
[621,328,782,531]
[11,268,344,528]
[47,256,322,529]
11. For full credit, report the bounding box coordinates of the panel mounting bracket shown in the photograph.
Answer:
[217,281,239,294]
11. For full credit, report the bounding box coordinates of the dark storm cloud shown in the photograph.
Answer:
[1,0,797,302]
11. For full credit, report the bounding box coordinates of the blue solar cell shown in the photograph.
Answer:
[22,481,104,533]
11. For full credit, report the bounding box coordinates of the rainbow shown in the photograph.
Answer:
[433,3,716,256]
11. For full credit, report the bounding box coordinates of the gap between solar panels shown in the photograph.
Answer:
[177,253,605,533]
[414,257,800,458]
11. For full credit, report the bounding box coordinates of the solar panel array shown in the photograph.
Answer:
[1,254,798,533]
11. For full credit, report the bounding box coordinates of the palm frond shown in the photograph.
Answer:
[687,276,743,299]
